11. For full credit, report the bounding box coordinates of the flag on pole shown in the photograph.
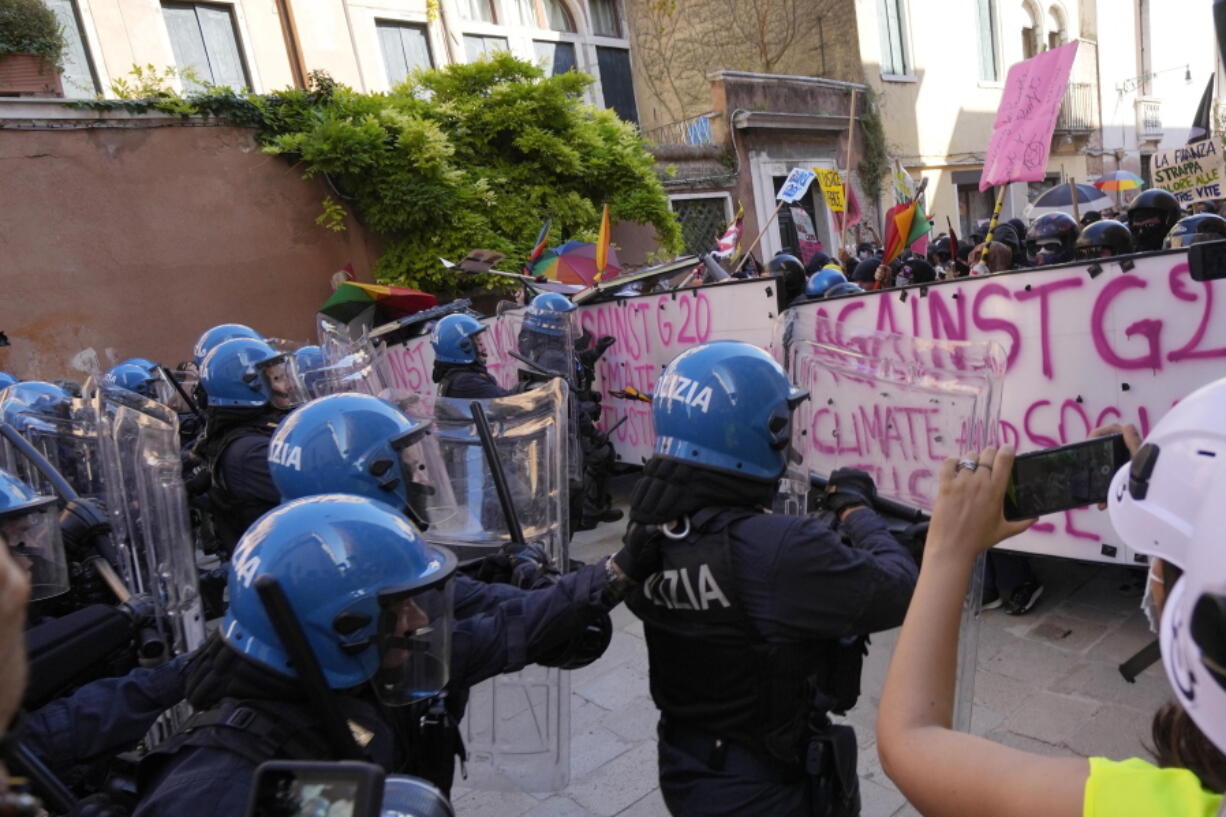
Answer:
[526,219,552,273]
[882,200,917,264]
[594,204,611,282]
[1189,76,1215,143]
[834,183,862,233]
[713,202,745,259]
[905,196,933,255]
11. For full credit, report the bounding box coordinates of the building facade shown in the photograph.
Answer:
[35,0,637,120]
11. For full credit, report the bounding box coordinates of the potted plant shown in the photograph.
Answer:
[0,0,66,97]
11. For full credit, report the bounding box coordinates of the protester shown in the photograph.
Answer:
[1127,189,1182,252]
[766,253,808,305]
[877,375,1226,816]
[1162,213,1226,249]
[624,341,917,816]
[1024,212,1080,266]
[1075,219,1134,259]
[967,240,1013,273]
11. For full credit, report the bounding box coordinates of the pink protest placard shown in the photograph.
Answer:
[980,41,1079,191]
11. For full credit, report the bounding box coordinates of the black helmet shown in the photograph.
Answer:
[1025,212,1080,266]
[1075,219,1134,259]
[1163,213,1226,249]
[1127,189,1182,251]
[927,236,954,265]
[896,258,937,285]
[803,251,834,275]
[767,253,807,299]
[851,257,880,284]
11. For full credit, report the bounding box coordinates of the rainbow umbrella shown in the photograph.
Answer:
[319,281,437,331]
[531,241,622,287]
[1092,170,1145,192]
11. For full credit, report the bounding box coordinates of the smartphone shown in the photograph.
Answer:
[246,760,386,817]
[1003,434,1131,521]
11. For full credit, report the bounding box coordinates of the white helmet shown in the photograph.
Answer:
[1159,507,1226,753]
[1107,377,1226,569]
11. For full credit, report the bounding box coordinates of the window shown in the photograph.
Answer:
[671,196,731,257]
[534,40,577,75]
[596,46,637,123]
[1046,5,1065,50]
[513,0,578,31]
[876,0,910,76]
[377,21,432,87]
[976,0,999,82]
[457,0,496,23]
[162,2,249,90]
[543,0,576,31]
[1021,0,1039,59]
[464,34,510,61]
[44,0,98,97]
[590,0,621,37]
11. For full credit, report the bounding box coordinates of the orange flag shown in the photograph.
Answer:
[595,204,611,282]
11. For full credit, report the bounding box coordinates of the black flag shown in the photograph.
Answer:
[1188,75,1215,143]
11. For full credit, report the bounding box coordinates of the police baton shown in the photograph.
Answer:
[255,576,363,759]
[158,365,205,424]
[469,401,526,547]
[809,473,928,524]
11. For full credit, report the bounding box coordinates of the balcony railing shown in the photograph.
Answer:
[1136,97,1163,141]
[1054,82,1096,133]
[643,112,715,147]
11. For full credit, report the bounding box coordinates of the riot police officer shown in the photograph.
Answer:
[430,314,511,399]
[102,362,160,400]
[0,372,17,391]
[133,495,459,816]
[266,393,650,791]
[194,337,302,556]
[624,341,917,817]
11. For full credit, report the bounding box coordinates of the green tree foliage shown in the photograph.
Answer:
[263,56,681,293]
[70,58,681,295]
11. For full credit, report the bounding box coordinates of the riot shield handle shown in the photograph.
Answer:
[254,575,363,760]
[0,422,79,501]
[468,402,526,547]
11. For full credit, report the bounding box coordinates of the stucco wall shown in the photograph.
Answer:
[0,109,378,381]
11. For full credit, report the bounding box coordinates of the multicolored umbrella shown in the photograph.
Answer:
[1092,171,1145,192]
[531,241,622,287]
[319,281,437,329]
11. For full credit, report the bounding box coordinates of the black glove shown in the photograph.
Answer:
[825,467,877,517]
[611,522,662,584]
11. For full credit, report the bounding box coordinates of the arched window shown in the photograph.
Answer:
[1021,0,1039,59]
[543,0,576,32]
[1046,4,1066,50]
[512,0,577,32]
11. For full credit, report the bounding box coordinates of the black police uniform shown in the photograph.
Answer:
[434,363,512,399]
[133,563,622,815]
[627,507,917,816]
[197,413,284,556]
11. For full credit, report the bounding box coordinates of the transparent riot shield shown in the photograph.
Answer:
[493,302,578,390]
[0,408,106,503]
[86,381,206,659]
[296,330,400,403]
[424,378,570,793]
[777,309,1006,733]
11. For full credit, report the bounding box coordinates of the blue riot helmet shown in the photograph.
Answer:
[291,345,327,398]
[524,292,577,337]
[0,381,72,434]
[192,323,263,368]
[652,341,809,481]
[269,394,439,528]
[102,362,158,399]
[431,314,488,365]
[824,281,865,298]
[118,357,159,374]
[805,266,847,298]
[222,495,457,705]
[0,373,19,391]
[200,337,305,410]
[0,467,68,601]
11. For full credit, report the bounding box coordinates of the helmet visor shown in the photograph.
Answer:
[374,575,454,706]
[1,501,68,601]
[258,358,307,410]
[391,425,446,531]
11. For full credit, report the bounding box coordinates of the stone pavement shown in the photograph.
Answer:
[452,493,1167,817]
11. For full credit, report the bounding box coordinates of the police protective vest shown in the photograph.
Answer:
[626,508,865,768]
[206,424,278,554]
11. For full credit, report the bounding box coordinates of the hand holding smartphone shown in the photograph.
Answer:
[1003,433,1131,521]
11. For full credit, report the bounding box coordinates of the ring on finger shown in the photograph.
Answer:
[956,458,978,473]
